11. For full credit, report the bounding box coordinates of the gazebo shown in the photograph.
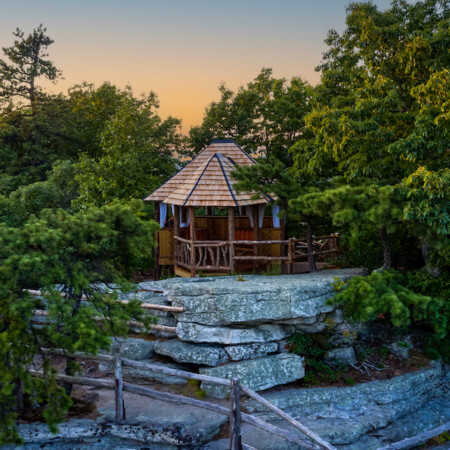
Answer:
[145,139,283,277]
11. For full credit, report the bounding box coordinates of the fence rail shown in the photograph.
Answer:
[27,290,180,334]
[173,234,339,275]
[37,349,335,450]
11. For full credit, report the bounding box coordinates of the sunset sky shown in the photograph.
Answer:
[1,0,394,132]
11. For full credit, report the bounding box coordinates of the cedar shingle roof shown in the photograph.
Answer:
[144,139,270,207]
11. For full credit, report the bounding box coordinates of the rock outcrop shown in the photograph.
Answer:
[199,353,305,398]
[117,269,366,396]
[244,361,450,447]
[160,269,365,327]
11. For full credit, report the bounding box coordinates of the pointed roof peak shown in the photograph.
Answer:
[144,140,266,206]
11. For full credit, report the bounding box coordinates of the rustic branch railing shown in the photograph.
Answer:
[174,236,231,271]
[173,234,339,275]
[35,349,335,450]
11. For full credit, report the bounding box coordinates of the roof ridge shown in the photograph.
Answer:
[216,153,239,207]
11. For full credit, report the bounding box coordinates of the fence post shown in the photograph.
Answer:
[229,377,242,450]
[114,355,124,422]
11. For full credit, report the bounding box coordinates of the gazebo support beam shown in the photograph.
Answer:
[189,207,196,277]
[228,207,235,274]
[154,202,160,279]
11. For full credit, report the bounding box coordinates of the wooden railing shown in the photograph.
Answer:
[27,289,179,334]
[173,234,339,275]
[33,349,335,450]
[174,236,231,271]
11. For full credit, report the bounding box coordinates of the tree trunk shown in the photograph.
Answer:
[379,226,391,270]
[63,293,82,395]
[63,356,76,396]
[306,216,317,273]
[421,239,441,277]
[280,204,287,257]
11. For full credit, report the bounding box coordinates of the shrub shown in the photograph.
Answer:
[328,270,448,359]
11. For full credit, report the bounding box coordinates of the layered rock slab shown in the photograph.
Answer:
[244,361,449,445]
[154,339,229,366]
[199,353,304,398]
[160,269,365,327]
[177,322,294,344]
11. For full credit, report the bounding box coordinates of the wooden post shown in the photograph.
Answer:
[287,238,293,275]
[189,206,196,277]
[114,356,124,422]
[173,206,180,238]
[154,202,160,280]
[229,378,242,450]
[252,206,259,272]
[228,207,235,274]
[173,205,180,269]
[306,216,317,273]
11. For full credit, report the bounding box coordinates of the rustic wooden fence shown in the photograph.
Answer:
[32,349,335,450]
[174,234,339,275]
[28,289,180,334]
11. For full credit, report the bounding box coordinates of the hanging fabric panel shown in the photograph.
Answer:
[171,204,175,216]
[245,206,254,228]
[272,204,280,228]
[258,204,265,228]
[159,203,167,228]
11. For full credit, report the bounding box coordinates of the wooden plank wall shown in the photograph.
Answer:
[158,228,174,264]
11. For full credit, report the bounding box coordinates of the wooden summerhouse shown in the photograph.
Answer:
[145,139,283,277]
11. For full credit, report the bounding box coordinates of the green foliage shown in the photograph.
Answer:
[0,202,159,442]
[74,91,182,208]
[189,68,312,163]
[260,262,282,276]
[344,376,355,386]
[290,0,449,270]
[329,270,447,339]
[403,269,450,360]
[288,333,343,386]
[0,160,78,227]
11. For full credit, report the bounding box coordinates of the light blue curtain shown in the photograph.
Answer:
[159,203,167,228]
[272,204,280,228]
[258,204,265,228]
[245,206,254,228]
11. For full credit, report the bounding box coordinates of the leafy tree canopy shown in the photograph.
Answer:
[74,91,183,208]
[189,68,312,164]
